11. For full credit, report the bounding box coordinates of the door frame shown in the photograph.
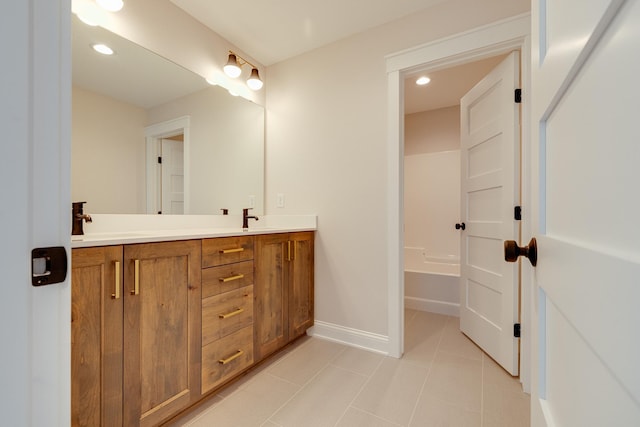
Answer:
[385,12,531,391]
[145,116,191,214]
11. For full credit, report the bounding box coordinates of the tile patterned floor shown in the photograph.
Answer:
[169,310,530,426]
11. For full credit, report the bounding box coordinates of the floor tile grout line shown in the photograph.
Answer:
[405,316,448,426]
[332,354,387,427]
[338,407,405,427]
[263,344,349,426]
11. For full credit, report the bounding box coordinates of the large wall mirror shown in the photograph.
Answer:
[72,16,264,215]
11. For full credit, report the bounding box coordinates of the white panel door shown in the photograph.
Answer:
[460,51,520,375]
[531,0,640,425]
[1,0,71,424]
[161,138,184,214]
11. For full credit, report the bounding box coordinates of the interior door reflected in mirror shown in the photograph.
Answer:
[71,15,265,215]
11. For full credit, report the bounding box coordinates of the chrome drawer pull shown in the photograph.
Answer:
[219,308,244,319]
[218,350,243,365]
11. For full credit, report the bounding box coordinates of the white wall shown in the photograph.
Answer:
[265,0,530,342]
[404,106,460,261]
[404,107,461,316]
[405,106,460,155]
[404,150,460,260]
[147,87,264,215]
[72,87,147,213]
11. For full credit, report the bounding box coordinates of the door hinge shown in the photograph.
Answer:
[157,156,162,164]
[514,88,522,103]
[514,323,521,338]
[514,205,522,221]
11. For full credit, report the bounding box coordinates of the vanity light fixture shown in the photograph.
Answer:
[96,0,124,12]
[224,53,242,78]
[246,68,264,90]
[416,76,431,86]
[223,51,264,91]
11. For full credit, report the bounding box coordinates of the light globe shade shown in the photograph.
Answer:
[72,0,103,26]
[224,54,242,78]
[246,68,263,90]
[96,0,123,12]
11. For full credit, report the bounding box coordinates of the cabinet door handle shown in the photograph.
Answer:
[112,261,121,299]
[219,247,244,254]
[286,241,296,261]
[218,308,244,319]
[131,259,140,295]
[219,273,244,283]
[218,349,244,365]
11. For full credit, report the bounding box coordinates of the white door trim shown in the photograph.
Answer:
[145,116,191,214]
[385,12,531,390]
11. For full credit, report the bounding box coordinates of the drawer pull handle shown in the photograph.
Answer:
[219,308,244,319]
[219,273,244,283]
[131,259,140,295]
[218,350,244,365]
[112,261,121,299]
[220,247,244,254]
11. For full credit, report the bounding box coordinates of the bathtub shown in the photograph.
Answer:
[404,247,460,316]
[404,247,460,276]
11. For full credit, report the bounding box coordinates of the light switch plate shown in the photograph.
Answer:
[276,193,285,208]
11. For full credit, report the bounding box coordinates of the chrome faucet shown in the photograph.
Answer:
[72,201,92,235]
[242,208,259,230]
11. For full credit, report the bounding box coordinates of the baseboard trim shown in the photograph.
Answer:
[307,321,390,355]
[405,296,460,317]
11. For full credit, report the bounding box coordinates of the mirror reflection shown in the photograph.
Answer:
[71,16,264,215]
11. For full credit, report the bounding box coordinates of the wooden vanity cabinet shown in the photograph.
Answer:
[254,232,314,361]
[71,240,201,427]
[200,236,255,394]
[71,246,123,427]
[72,231,313,425]
[123,240,201,427]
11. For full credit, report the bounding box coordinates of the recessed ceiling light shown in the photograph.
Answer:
[416,76,431,86]
[92,44,114,55]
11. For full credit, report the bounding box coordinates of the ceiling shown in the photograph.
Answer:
[170,0,449,66]
[403,54,507,114]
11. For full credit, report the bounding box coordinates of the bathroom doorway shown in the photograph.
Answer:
[159,135,185,214]
[402,54,507,314]
[145,116,191,214]
[402,51,522,375]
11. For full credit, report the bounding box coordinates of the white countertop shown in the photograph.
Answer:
[71,214,317,248]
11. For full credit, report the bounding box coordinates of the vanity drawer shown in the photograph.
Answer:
[202,285,253,346]
[202,236,254,268]
[202,260,254,298]
[201,325,254,394]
